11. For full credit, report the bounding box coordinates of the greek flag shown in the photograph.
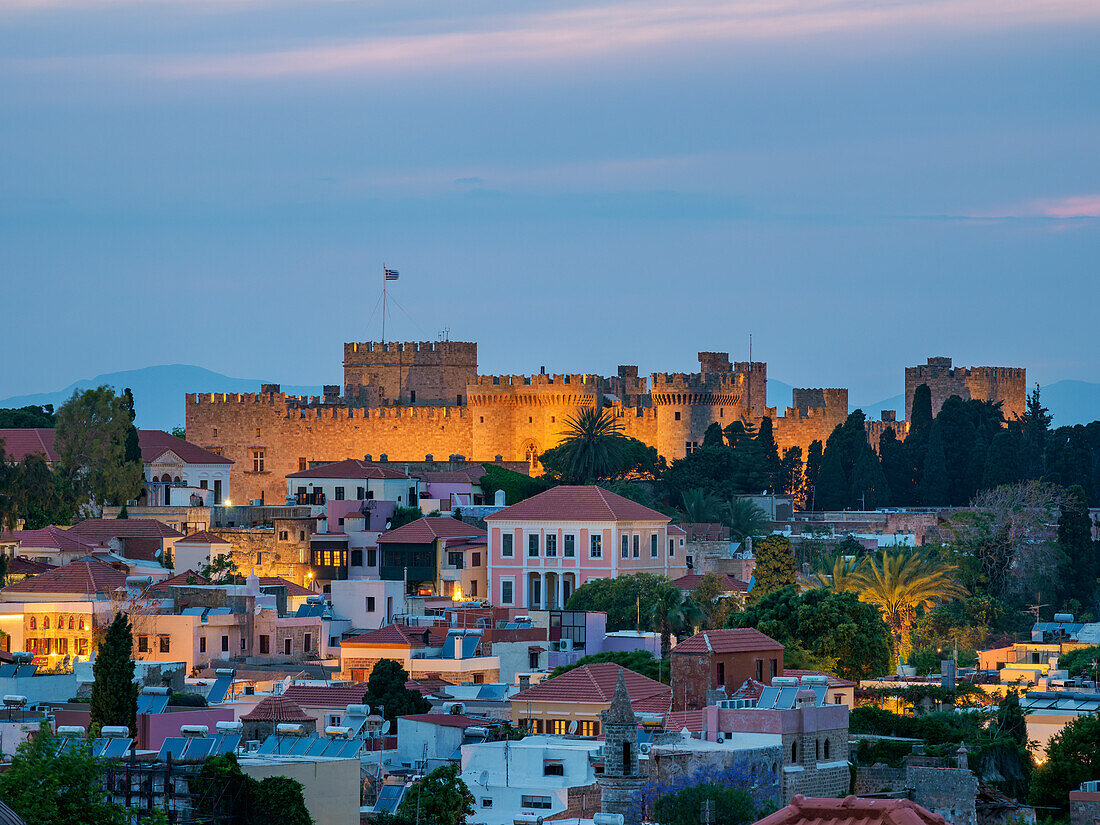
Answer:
[384,269,399,280]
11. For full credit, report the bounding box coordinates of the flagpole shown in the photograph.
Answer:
[381,264,387,344]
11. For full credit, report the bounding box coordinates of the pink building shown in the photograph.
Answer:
[484,486,688,609]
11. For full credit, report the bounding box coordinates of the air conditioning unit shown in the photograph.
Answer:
[559,639,573,652]
[1081,780,1100,793]
[716,699,755,710]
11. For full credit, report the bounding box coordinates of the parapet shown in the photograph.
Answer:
[344,340,477,359]
[467,373,604,389]
[926,356,953,368]
[698,352,732,374]
[792,388,848,413]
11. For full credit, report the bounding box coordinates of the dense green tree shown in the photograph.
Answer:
[653,777,769,825]
[779,446,803,497]
[1057,485,1098,611]
[253,775,314,825]
[919,423,951,506]
[565,573,668,632]
[478,464,549,505]
[749,535,796,600]
[934,396,977,505]
[8,452,78,528]
[680,487,720,523]
[365,659,430,725]
[665,447,742,502]
[981,430,1020,490]
[1047,426,1095,500]
[541,407,630,483]
[1019,383,1052,480]
[755,417,782,493]
[54,386,143,512]
[651,582,705,658]
[723,420,755,449]
[0,404,56,428]
[849,443,890,509]
[397,763,475,825]
[879,428,913,506]
[0,723,126,825]
[813,434,848,510]
[90,612,139,736]
[721,497,768,542]
[702,422,725,448]
[1029,714,1100,813]
[121,387,142,467]
[730,586,892,680]
[802,439,823,508]
[807,554,863,592]
[548,650,667,683]
[1057,645,1100,680]
[909,383,934,443]
[170,425,187,439]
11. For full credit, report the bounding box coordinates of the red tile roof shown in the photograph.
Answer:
[754,795,948,825]
[512,663,670,714]
[378,516,486,545]
[671,573,748,593]
[148,569,210,593]
[667,525,687,536]
[663,709,705,732]
[399,713,484,728]
[487,486,670,523]
[0,557,126,595]
[176,530,231,545]
[0,525,104,553]
[671,629,784,655]
[257,577,314,597]
[70,519,184,540]
[419,467,486,484]
[405,677,450,696]
[342,624,433,647]
[287,459,410,480]
[240,696,313,722]
[6,556,55,576]
[0,429,231,465]
[282,684,369,707]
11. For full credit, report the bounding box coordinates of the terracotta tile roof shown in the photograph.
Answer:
[6,556,55,576]
[257,577,313,597]
[240,695,313,722]
[282,683,368,707]
[138,430,232,465]
[176,530,231,545]
[70,519,184,540]
[512,663,670,713]
[405,677,450,696]
[378,516,486,545]
[287,459,410,480]
[668,525,687,536]
[0,557,126,595]
[671,629,784,655]
[419,467,486,484]
[486,486,670,523]
[149,569,210,593]
[754,795,948,825]
[0,525,104,553]
[399,713,484,728]
[342,624,433,647]
[115,537,164,562]
[0,429,232,465]
[663,709,705,732]
[671,573,749,593]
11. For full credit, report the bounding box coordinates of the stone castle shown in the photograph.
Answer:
[185,342,1024,504]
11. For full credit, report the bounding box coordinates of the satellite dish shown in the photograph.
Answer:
[567,720,578,735]
[382,720,391,734]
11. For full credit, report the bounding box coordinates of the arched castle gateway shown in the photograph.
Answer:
[185,340,1023,504]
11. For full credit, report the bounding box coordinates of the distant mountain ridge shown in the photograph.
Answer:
[0,365,321,430]
[2,366,1096,432]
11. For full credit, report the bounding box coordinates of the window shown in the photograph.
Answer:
[579,720,598,737]
[335,487,345,501]
[470,581,477,596]
[521,796,552,810]
[410,390,416,402]
[138,636,149,653]
[528,534,539,557]
[43,617,49,630]
[200,480,208,489]
[200,637,206,653]
[260,635,270,654]
[502,534,513,557]
[351,549,363,566]
[791,741,798,762]
[56,638,68,655]
[685,440,699,454]
[501,580,514,604]
[284,638,292,655]
[299,457,307,471]
[564,535,575,557]
[669,538,674,557]
[824,739,831,758]
[328,714,342,728]
[304,633,312,652]
[770,658,778,678]
[472,552,481,567]
[544,761,565,776]
[213,427,218,438]
[28,617,35,630]
[367,547,377,567]
[357,487,365,499]
[686,554,694,569]
[651,534,658,558]
[448,551,465,569]
[674,411,681,420]
[251,448,265,473]
[621,535,629,559]
[590,535,602,558]
[834,694,843,705]
[159,636,171,653]
[632,535,639,558]
[756,659,763,681]
[280,531,289,541]
[482,800,493,809]
[221,635,229,652]
[366,596,376,612]
[79,618,85,630]
[545,535,557,557]
[814,740,820,760]
[717,662,725,685]
[241,638,248,650]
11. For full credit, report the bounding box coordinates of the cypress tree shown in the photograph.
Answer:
[936,395,976,505]
[121,388,142,467]
[1058,485,1097,609]
[981,430,1020,490]
[815,432,848,511]
[920,423,951,506]
[755,416,782,493]
[909,383,933,442]
[702,422,725,448]
[803,440,823,508]
[90,612,138,736]
[1020,383,1052,480]
[850,443,891,510]
[879,428,913,506]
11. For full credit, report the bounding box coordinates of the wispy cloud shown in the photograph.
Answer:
[1027,194,1100,218]
[9,0,1100,79]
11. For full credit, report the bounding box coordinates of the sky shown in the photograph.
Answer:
[1,0,1098,406]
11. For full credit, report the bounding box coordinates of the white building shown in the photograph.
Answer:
[460,735,602,825]
[328,578,407,629]
[285,459,420,509]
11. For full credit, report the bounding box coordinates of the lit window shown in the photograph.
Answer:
[590,535,602,558]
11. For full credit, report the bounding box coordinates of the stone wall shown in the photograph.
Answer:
[853,763,905,794]
[780,727,850,802]
[1070,789,1100,825]
[210,523,312,585]
[904,358,1026,421]
[907,765,978,825]
[343,341,478,406]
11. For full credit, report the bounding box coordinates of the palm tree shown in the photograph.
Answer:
[552,407,627,483]
[680,488,719,524]
[651,583,705,659]
[807,554,865,592]
[851,548,969,665]
[721,497,769,541]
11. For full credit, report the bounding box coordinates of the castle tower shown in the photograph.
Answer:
[598,671,646,825]
[343,340,478,406]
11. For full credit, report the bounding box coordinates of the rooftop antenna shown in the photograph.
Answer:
[1025,592,1049,623]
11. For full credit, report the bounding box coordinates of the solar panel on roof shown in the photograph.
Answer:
[375,785,405,813]
[257,736,279,755]
[341,740,364,759]
[183,738,216,762]
[0,664,16,677]
[306,738,331,757]
[288,737,314,756]
[157,737,188,761]
[206,676,232,705]
[775,688,797,709]
[103,738,133,760]
[460,635,480,658]
[757,687,779,707]
[92,739,110,758]
[215,734,241,755]
[14,664,36,677]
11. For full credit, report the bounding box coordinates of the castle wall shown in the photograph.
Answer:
[343,340,478,406]
[771,389,849,456]
[904,357,1026,421]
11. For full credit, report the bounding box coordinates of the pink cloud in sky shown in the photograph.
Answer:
[145,0,1100,79]
[1029,194,1100,218]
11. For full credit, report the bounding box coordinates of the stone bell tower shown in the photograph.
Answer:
[597,671,647,825]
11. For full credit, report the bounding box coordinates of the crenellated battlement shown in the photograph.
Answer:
[344,340,477,358]
[904,357,1026,420]
[791,388,849,414]
[467,373,604,388]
